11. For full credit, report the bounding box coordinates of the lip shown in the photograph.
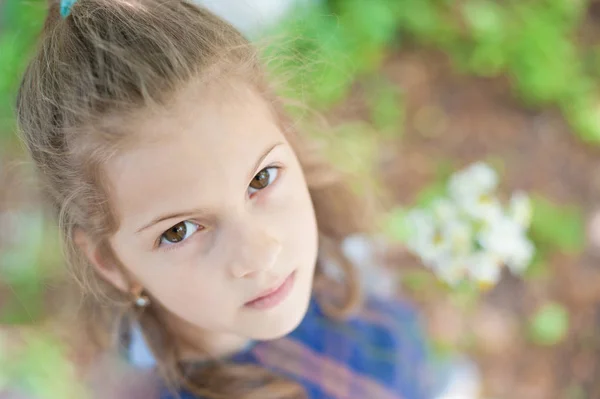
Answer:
[244,270,296,310]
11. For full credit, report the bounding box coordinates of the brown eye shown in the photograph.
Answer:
[250,169,270,189]
[248,167,279,195]
[160,221,199,246]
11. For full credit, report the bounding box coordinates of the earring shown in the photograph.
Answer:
[132,287,150,308]
[134,294,150,308]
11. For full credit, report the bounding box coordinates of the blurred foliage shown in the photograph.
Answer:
[0,1,70,394]
[2,0,599,142]
[528,302,570,346]
[524,195,586,280]
[270,0,600,143]
[0,210,66,395]
[265,0,399,108]
[0,332,88,399]
[564,383,587,399]
[366,77,405,136]
[530,195,586,255]
[1,211,62,324]
[0,0,46,142]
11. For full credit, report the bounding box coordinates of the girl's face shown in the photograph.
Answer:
[102,81,318,353]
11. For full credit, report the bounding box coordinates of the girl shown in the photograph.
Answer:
[16,0,434,398]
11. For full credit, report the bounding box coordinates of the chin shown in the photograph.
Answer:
[246,274,313,341]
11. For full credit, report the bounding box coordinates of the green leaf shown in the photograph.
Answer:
[462,0,506,42]
[339,0,398,46]
[401,269,433,291]
[10,334,89,399]
[264,4,351,107]
[367,79,405,135]
[337,0,399,73]
[563,94,600,143]
[529,195,585,254]
[0,0,46,143]
[522,250,550,280]
[396,0,458,45]
[449,279,480,310]
[0,283,43,324]
[528,302,569,346]
[404,159,456,209]
[414,180,447,208]
[382,207,411,243]
[0,335,9,391]
[563,383,586,399]
[429,337,457,358]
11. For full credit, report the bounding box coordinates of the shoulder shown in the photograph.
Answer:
[358,295,425,336]
[291,294,429,361]
[348,295,428,358]
[283,294,432,398]
[292,294,425,347]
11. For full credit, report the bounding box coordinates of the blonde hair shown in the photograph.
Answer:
[16,1,371,398]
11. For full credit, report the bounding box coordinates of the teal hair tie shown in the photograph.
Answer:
[60,0,77,18]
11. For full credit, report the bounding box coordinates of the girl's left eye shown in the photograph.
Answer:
[159,221,201,247]
[248,167,279,196]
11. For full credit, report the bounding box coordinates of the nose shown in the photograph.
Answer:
[228,227,282,279]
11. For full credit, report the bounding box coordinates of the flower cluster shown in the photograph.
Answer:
[405,162,534,287]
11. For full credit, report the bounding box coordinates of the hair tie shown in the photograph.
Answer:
[60,0,77,18]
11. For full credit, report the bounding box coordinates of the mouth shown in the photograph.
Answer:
[244,270,296,310]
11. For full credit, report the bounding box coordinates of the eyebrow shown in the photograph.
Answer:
[135,141,285,234]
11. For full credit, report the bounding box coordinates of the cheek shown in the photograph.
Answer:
[142,265,237,327]
[277,172,318,260]
[110,238,235,325]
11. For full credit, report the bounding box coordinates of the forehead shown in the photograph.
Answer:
[104,81,286,231]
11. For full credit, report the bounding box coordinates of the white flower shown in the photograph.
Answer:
[459,195,504,223]
[508,191,532,228]
[476,216,534,274]
[448,162,498,202]
[431,198,459,223]
[477,216,519,255]
[402,161,535,289]
[504,236,535,274]
[466,252,503,287]
[407,217,474,285]
[406,209,472,269]
[431,256,467,286]
[447,162,504,223]
[405,210,437,257]
[441,219,473,257]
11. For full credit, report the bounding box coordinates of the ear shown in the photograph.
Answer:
[74,228,130,293]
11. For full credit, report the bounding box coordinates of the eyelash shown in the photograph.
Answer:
[156,164,283,252]
[158,221,202,252]
[247,165,281,197]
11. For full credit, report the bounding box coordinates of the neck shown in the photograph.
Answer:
[160,310,251,363]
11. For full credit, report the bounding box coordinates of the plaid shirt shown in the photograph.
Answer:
[160,295,433,399]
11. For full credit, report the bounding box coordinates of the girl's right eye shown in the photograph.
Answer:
[160,221,201,247]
